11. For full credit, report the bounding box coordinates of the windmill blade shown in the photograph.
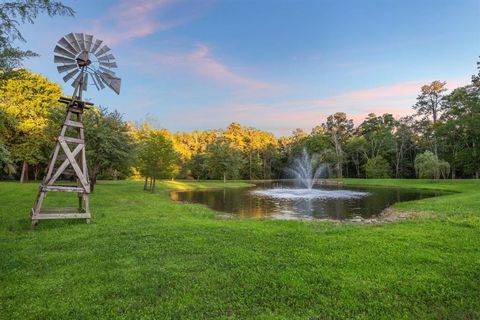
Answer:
[99,72,121,95]
[57,37,77,55]
[98,54,115,62]
[99,61,118,68]
[90,39,103,54]
[54,55,76,64]
[71,72,83,88]
[65,33,81,53]
[54,45,76,59]
[93,72,105,90]
[75,33,86,51]
[62,68,80,82]
[84,34,94,52]
[95,45,111,57]
[91,72,101,90]
[57,63,77,73]
[99,66,116,76]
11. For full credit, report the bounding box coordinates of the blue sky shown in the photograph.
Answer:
[18,0,480,136]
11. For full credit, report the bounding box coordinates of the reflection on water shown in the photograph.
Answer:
[170,181,444,220]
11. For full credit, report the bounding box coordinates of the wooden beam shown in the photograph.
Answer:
[64,120,83,128]
[46,143,83,186]
[59,140,89,192]
[33,213,91,220]
[40,207,83,213]
[59,136,84,144]
[42,185,85,192]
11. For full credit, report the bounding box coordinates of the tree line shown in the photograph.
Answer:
[1,60,479,189]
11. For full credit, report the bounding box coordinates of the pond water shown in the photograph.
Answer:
[170,181,444,220]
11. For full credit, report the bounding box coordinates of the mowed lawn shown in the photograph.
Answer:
[1,179,479,319]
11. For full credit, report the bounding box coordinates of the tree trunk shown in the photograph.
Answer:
[33,165,40,181]
[152,176,156,193]
[143,176,148,190]
[249,152,252,180]
[20,161,28,182]
[90,174,97,193]
[223,173,226,183]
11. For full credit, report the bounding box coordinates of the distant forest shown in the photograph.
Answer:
[1,59,479,186]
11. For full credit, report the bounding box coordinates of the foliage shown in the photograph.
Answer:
[83,107,136,191]
[439,82,480,178]
[0,143,15,174]
[414,151,450,179]
[204,138,244,181]
[0,0,74,73]
[413,80,447,156]
[137,130,177,191]
[0,69,62,180]
[322,112,353,178]
[364,155,390,178]
[187,153,208,180]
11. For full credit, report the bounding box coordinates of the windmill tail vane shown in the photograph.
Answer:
[30,32,121,227]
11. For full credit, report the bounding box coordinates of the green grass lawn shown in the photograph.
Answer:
[1,179,479,319]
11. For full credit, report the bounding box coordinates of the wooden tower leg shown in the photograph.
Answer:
[30,96,92,227]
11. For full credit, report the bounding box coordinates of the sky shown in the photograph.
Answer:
[18,0,480,136]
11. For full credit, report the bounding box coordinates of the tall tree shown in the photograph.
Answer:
[413,80,447,156]
[137,131,177,192]
[0,0,74,74]
[204,138,243,182]
[393,116,416,178]
[0,69,62,181]
[441,83,480,178]
[83,107,136,191]
[322,112,353,178]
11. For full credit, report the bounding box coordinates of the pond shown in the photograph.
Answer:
[170,181,445,220]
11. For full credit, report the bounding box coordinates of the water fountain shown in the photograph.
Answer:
[287,148,327,189]
[253,149,369,200]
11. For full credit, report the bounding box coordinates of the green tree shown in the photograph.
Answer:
[393,116,416,178]
[440,83,480,178]
[0,144,15,175]
[414,151,450,179]
[137,131,177,192]
[0,109,15,174]
[83,107,136,192]
[413,80,447,156]
[188,153,207,180]
[0,69,62,181]
[204,138,243,182]
[346,136,368,177]
[358,113,396,159]
[0,0,74,74]
[322,112,353,178]
[364,155,390,178]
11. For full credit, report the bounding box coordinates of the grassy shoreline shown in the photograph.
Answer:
[1,179,479,319]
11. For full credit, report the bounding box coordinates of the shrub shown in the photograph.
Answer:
[414,151,450,179]
[364,155,390,178]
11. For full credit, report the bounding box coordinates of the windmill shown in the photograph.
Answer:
[31,33,121,227]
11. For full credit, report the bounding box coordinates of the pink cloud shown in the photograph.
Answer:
[89,0,212,45]
[142,44,287,95]
[311,77,469,114]
[154,77,470,136]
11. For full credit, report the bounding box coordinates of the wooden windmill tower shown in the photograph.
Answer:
[31,33,121,227]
